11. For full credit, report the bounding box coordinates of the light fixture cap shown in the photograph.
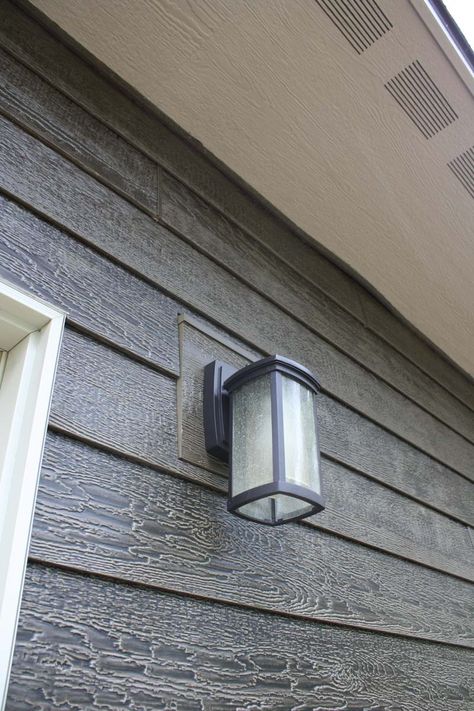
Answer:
[224,354,321,394]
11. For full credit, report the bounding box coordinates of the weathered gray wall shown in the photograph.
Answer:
[0,2,473,708]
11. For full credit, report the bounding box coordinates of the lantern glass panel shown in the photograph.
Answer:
[231,373,273,498]
[273,494,314,522]
[237,498,274,524]
[282,376,320,494]
[238,494,313,525]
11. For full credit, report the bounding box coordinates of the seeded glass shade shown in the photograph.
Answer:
[225,355,324,525]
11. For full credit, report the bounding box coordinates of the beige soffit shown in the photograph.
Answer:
[29,0,474,375]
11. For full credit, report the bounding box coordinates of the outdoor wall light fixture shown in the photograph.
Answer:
[203,355,325,526]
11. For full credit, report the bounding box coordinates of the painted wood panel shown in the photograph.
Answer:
[44,313,474,543]
[0,195,179,375]
[48,327,223,494]
[319,456,474,581]
[1,116,473,478]
[179,317,474,526]
[44,320,474,578]
[7,564,474,711]
[318,395,474,523]
[163,172,474,441]
[0,0,471,411]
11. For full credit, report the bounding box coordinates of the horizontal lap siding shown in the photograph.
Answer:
[42,326,474,583]
[50,329,178,470]
[8,564,474,711]
[0,46,157,213]
[180,318,474,527]
[0,6,472,709]
[3,195,471,532]
[0,195,179,374]
[30,432,474,645]
[1,37,470,438]
[38,432,474,584]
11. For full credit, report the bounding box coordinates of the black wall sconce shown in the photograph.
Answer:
[203,355,325,526]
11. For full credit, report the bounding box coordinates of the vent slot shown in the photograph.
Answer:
[315,0,392,53]
[448,147,474,198]
[385,61,458,139]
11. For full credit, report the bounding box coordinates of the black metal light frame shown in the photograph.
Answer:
[203,355,325,526]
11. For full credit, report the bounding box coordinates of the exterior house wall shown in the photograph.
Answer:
[0,2,473,708]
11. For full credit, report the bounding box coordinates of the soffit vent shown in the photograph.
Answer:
[315,0,392,54]
[385,61,458,139]
[448,147,474,198]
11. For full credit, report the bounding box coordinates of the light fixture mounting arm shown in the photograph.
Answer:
[203,360,237,461]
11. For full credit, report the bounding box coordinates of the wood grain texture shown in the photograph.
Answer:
[0,195,179,374]
[318,457,474,581]
[33,434,474,627]
[1,116,473,478]
[0,46,158,212]
[46,321,474,580]
[50,328,178,470]
[7,564,474,711]
[0,0,471,412]
[1,6,473,706]
[180,319,474,525]
[163,172,474,441]
[47,318,474,578]
[49,327,223,494]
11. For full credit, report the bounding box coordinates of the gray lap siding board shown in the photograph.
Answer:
[0,0,472,415]
[35,325,474,586]
[8,564,474,711]
[0,5,472,710]
[30,432,474,646]
[179,318,474,528]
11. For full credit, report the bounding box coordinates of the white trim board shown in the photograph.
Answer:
[0,279,65,710]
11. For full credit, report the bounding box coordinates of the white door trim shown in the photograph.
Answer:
[0,278,65,709]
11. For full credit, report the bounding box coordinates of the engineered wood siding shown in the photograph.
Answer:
[6,187,471,531]
[41,431,474,583]
[33,323,474,583]
[31,432,474,638]
[0,195,179,375]
[50,329,178,471]
[1,40,470,438]
[7,564,474,711]
[0,6,473,708]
